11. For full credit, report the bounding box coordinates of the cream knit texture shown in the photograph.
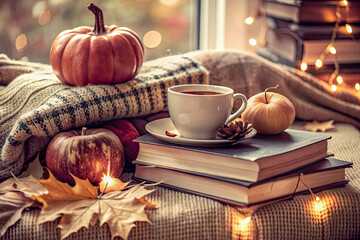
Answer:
[0,54,208,181]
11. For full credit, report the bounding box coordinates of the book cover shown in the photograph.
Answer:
[133,158,351,207]
[135,129,330,162]
[262,27,360,66]
[134,129,330,182]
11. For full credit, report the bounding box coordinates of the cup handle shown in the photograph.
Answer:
[225,93,248,125]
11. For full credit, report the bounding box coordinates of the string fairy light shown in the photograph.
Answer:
[244,0,359,94]
[291,173,321,203]
[245,16,255,25]
[243,0,266,46]
[300,62,308,71]
[300,1,360,95]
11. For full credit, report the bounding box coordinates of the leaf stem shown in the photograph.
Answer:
[81,127,87,136]
[98,182,108,199]
[264,84,279,104]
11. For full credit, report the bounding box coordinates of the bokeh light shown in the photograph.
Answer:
[15,34,27,52]
[249,38,257,46]
[38,10,51,25]
[143,30,162,48]
[245,16,254,25]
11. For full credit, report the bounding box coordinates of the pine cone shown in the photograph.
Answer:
[218,119,254,140]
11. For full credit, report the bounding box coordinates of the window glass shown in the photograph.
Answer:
[0,0,198,64]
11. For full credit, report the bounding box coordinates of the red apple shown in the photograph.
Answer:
[46,127,125,184]
[103,120,140,163]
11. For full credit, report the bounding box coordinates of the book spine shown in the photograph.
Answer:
[266,17,360,41]
[257,46,299,68]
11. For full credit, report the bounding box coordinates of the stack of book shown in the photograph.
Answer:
[132,129,352,207]
[257,0,360,83]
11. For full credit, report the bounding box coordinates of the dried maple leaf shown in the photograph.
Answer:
[304,120,335,132]
[19,154,44,179]
[0,175,47,197]
[32,169,98,207]
[99,177,130,194]
[0,191,34,237]
[34,170,156,240]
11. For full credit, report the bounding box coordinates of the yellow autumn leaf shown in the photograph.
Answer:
[32,169,98,207]
[33,169,157,240]
[304,120,334,132]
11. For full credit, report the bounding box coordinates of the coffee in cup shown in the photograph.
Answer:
[167,84,247,139]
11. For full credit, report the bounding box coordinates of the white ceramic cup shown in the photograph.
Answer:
[167,84,247,139]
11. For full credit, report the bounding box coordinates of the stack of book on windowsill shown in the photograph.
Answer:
[132,129,352,207]
[257,0,360,83]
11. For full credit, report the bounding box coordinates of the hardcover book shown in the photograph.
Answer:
[260,28,360,67]
[133,129,331,183]
[266,17,360,40]
[265,0,360,24]
[133,158,351,207]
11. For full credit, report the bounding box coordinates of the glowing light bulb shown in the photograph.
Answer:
[341,0,348,6]
[249,38,257,46]
[331,85,337,91]
[355,83,360,91]
[336,75,343,84]
[245,16,254,25]
[315,59,323,68]
[328,45,336,54]
[345,24,353,33]
[244,217,251,224]
[315,196,320,202]
[300,62,307,71]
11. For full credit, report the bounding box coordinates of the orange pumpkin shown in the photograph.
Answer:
[241,85,296,135]
[50,3,144,86]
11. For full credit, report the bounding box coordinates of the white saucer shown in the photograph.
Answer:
[145,118,257,147]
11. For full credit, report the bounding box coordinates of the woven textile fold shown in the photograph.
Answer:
[0,55,209,181]
[188,50,360,127]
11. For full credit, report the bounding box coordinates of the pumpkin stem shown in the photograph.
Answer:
[87,3,107,35]
[81,127,87,136]
[264,84,279,104]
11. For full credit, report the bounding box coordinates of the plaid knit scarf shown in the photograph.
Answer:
[0,54,209,181]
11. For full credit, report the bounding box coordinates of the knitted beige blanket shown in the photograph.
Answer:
[188,50,360,128]
[0,54,208,181]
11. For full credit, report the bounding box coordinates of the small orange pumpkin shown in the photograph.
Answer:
[50,3,144,86]
[241,85,296,135]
